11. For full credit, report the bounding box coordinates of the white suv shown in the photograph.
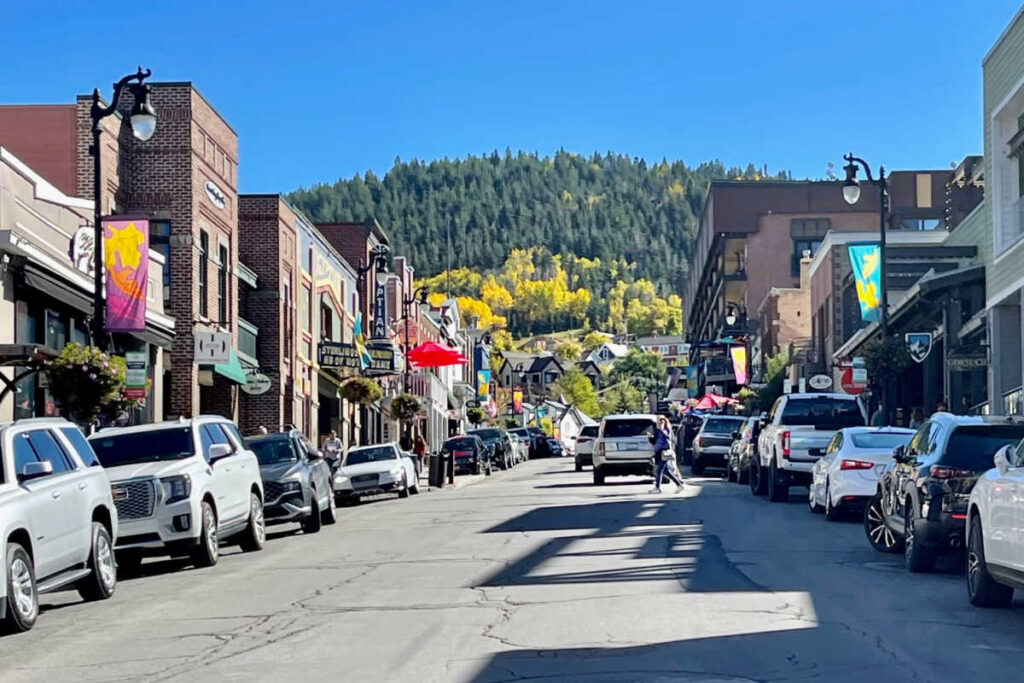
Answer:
[1,418,118,633]
[592,414,658,485]
[89,416,265,571]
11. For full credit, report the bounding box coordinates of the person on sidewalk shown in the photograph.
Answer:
[649,416,685,494]
[413,434,428,475]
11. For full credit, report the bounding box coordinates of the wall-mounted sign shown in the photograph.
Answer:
[840,366,867,395]
[364,341,397,376]
[372,280,388,339]
[194,332,232,364]
[948,354,987,370]
[125,351,148,399]
[808,374,833,391]
[241,372,271,396]
[70,225,94,276]
[905,332,933,364]
[205,180,227,210]
[318,342,362,371]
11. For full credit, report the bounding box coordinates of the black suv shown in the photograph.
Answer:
[864,414,1024,572]
[245,430,336,534]
[468,428,512,469]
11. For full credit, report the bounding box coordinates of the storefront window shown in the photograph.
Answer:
[301,283,311,334]
[199,231,209,317]
[150,221,172,307]
[45,309,67,350]
[217,244,228,323]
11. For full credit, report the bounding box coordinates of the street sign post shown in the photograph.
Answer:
[125,351,147,400]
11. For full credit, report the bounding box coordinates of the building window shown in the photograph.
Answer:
[217,244,228,324]
[198,231,209,317]
[792,239,822,276]
[301,283,312,334]
[283,280,293,361]
[899,218,941,231]
[150,221,171,307]
[320,302,334,342]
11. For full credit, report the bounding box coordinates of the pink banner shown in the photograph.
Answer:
[730,346,748,385]
[103,217,149,332]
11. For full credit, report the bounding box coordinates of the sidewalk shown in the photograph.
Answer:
[419,468,487,492]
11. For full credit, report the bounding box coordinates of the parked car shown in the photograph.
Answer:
[692,415,747,475]
[90,417,266,571]
[574,425,600,472]
[966,436,1024,607]
[508,427,543,459]
[808,427,914,520]
[332,443,419,503]
[547,437,565,458]
[504,432,526,465]
[865,414,1024,572]
[246,429,336,534]
[726,417,759,484]
[753,393,867,502]
[592,414,658,485]
[527,427,549,458]
[468,428,512,470]
[1,419,118,633]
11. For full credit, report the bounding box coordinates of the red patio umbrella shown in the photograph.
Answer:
[694,395,718,410]
[408,341,467,368]
[705,392,740,406]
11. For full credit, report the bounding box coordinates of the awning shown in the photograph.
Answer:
[22,262,92,315]
[207,349,247,384]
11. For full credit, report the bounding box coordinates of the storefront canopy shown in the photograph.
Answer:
[207,348,247,384]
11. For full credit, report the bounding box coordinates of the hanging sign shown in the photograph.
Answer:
[241,372,272,396]
[103,216,149,332]
[808,374,833,390]
[124,351,148,399]
[848,243,882,323]
[477,370,491,402]
[730,346,748,385]
[372,281,388,339]
[513,390,523,415]
[905,333,933,364]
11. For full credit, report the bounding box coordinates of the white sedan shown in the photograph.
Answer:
[809,427,915,520]
[333,443,419,504]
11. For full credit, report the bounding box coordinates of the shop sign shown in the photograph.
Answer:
[194,332,232,364]
[125,351,147,399]
[840,366,867,395]
[205,180,227,210]
[71,226,94,276]
[241,372,271,396]
[948,354,987,370]
[372,281,388,339]
[905,333,933,364]
[808,374,832,391]
[318,342,362,371]
[364,342,397,376]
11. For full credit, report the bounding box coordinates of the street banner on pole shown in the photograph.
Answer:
[848,243,881,323]
[477,370,491,402]
[513,390,523,415]
[730,346,748,385]
[103,217,149,332]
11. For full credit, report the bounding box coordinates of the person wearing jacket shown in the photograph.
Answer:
[650,416,685,494]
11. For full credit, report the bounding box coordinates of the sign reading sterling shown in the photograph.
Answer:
[319,341,396,376]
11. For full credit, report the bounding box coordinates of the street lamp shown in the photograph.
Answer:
[355,244,391,330]
[725,305,739,328]
[90,67,157,347]
[402,286,429,391]
[841,152,891,419]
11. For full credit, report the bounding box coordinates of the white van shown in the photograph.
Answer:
[592,414,658,485]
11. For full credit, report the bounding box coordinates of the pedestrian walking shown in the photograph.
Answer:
[322,430,343,459]
[909,407,925,429]
[870,405,885,427]
[649,416,684,494]
[413,434,428,474]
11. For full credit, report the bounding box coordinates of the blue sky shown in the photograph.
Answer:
[2,1,1020,192]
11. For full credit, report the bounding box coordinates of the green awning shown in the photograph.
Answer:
[210,349,247,384]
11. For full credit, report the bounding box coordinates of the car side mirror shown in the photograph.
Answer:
[892,445,906,463]
[307,449,323,461]
[994,445,1012,475]
[19,460,53,482]
[208,443,233,464]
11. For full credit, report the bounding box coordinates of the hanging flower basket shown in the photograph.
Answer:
[339,377,384,405]
[46,343,136,426]
[466,406,486,426]
[390,393,421,422]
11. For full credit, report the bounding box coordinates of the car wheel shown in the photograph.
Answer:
[904,501,936,573]
[398,472,411,498]
[864,494,902,553]
[593,467,605,486]
[824,482,843,521]
[575,458,583,472]
[191,501,219,568]
[750,460,766,496]
[302,489,323,533]
[3,542,38,633]
[76,522,117,601]
[737,464,750,485]
[238,493,266,553]
[968,515,1014,607]
[321,490,338,524]
[767,459,788,502]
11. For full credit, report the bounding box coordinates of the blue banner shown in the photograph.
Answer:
[848,244,881,323]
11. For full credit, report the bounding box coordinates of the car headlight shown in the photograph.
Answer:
[334,474,349,485]
[388,467,402,476]
[161,474,192,504]
[280,480,302,493]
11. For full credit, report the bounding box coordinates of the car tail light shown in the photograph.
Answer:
[696,436,704,448]
[929,466,974,479]
[596,442,605,456]
[840,459,875,470]
[781,431,790,459]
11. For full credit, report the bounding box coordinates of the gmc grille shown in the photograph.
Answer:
[112,480,155,520]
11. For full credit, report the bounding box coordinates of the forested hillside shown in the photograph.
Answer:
[287,151,788,292]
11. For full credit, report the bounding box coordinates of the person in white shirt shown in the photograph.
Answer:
[322,430,343,459]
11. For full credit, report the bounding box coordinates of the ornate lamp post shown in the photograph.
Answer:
[402,286,429,391]
[89,67,157,348]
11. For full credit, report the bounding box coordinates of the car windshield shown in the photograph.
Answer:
[603,419,655,438]
[850,432,914,450]
[580,426,600,438]
[445,439,476,453]
[943,426,1024,471]
[247,437,298,466]
[470,429,502,442]
[344,446,395,465]
[90,428,194,467]
[702,418,745,434]
[780,398,864,429]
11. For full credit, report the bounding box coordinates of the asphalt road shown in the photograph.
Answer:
[3,458,1023,683]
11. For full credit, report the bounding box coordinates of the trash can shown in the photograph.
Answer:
[429,452,443,488]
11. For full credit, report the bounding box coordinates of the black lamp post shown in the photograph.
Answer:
[841,153,891,419]
[89,67,157,348]
[354,244,391,334]
[402,286,429,391]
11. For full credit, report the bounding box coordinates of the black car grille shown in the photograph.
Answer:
[351,473,379,490]
[112,480,155,520]
[264,481,286,502]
